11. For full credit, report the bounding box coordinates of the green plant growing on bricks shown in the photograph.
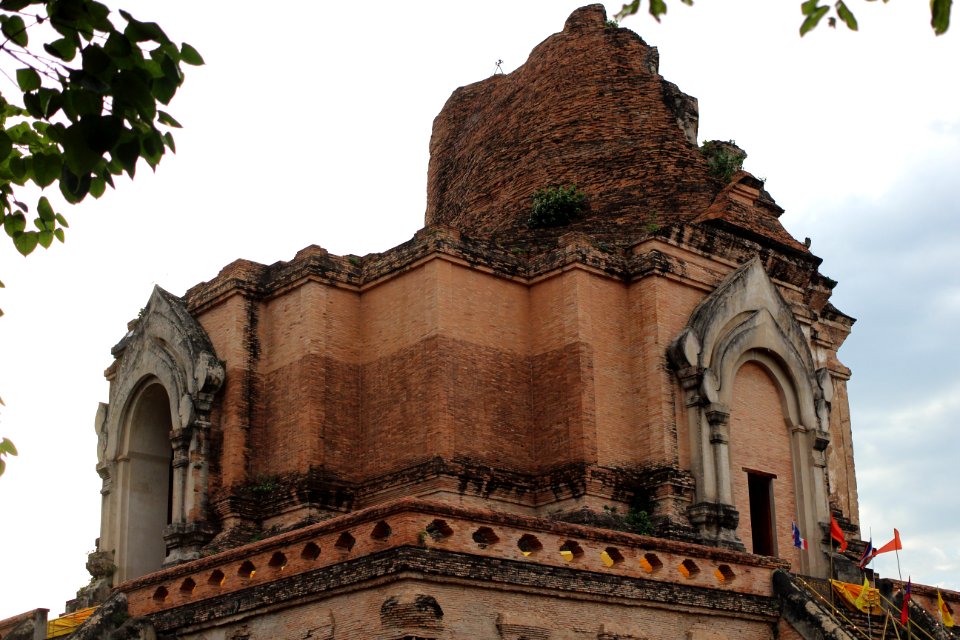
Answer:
[0,0,203,262]
[528,184,586,228]
[699,140,746,184]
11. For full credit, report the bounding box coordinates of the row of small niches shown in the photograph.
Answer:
[150,518,737,601]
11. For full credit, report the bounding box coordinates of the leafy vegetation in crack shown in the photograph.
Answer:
[528,184,586,229]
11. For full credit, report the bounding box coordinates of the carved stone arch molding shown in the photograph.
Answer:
[95,286,224,583]
[667,257,831,576]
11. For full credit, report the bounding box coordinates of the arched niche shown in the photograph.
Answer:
[667,258,832,576]
[117,380,175,580]
[727,355,801,570]
[95,286,224,584]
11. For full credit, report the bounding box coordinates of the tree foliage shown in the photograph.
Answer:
[0,0,201,477]
[0,0,202,261]
[616,0,952,36]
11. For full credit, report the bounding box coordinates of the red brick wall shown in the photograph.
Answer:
[729,362,800,572]
[197,294,256,490]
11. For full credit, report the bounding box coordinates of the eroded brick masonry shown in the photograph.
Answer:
[7,5,952,640]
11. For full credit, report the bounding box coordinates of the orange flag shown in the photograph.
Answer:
[873,529,903,558]
[830,516,848,551]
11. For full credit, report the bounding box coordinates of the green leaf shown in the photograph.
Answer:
[801,0,821,15]
[114,137,140,177]
[0,438,15,455]
[932,0,952,34]
[37,196,54,221]
[54,227,65,242]
[2,14,27,47]
[0,130,12,162]
[800,5,829,34]
[81,44,113,79]
[89,177,106,198]
[44,37,77,61]
[0,458,6,476]
[157,110,182,128]
[16,68,41,92]
[649,0,667,20]
[13,230,38,255]
[104,31,133,59]
[835,0,858,30]
[32,153,62,188]
[60,168,91,203]
[37,87,63,118]
[0,0,32,11]
[162,131,176,153]
[23,91,43,119]
[38,229,53,248]
[63,89,104,121]
[113,69,155,121]
[120,10,169,44]
[62,123,101,175]
[615,0,641,20]
[86,1,112,31]
[4,212,25,236]
[180,43,204,66]
[141,130,164,167]
[8,156,26,183]
[162,54,183,86]
[61,116,123,175]
[152,76,179,106]
[55,212,69,228]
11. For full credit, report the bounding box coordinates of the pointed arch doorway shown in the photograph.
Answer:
[117,380,174,581]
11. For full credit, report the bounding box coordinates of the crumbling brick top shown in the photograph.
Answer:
[424,4,807,255]
[694,172,808,254]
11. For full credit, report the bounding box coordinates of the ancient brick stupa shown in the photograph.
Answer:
[4,5,956,640]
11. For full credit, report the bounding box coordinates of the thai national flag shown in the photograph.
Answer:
[859,538,875,568]
[792,521,808,550]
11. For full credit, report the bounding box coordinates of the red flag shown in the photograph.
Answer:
[900,578,911,625]
[873,529,902,558]
[830,516,848,551]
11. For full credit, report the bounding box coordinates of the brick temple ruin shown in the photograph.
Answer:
[3,5,957,640]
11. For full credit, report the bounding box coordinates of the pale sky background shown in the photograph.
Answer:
[0,0,957,618]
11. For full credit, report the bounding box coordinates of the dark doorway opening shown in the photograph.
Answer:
[748,472,775,556]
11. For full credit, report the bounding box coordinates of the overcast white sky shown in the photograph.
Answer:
[0,0,957,619]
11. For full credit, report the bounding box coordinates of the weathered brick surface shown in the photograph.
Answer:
[123,499,788,638]
[425,5,718,237]
[180,224,856,546]
[90,5,874,637]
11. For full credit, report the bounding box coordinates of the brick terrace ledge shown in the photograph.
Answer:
[120,498,788,618]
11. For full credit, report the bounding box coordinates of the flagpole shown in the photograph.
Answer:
[895,544,903,582]
[829,543,835,611]
[866,526,872,639]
